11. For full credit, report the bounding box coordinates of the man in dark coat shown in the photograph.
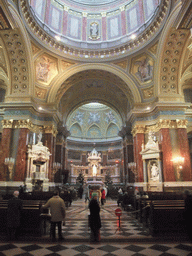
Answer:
[7,191,23,240]
[89,194,101,242]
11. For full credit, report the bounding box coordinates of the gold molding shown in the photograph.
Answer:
[43,125,58,137]
[1,119,13,128]
[132,125,145,136]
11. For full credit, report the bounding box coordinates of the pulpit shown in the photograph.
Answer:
[26,139,51,192]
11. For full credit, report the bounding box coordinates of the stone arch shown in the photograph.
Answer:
[47,63,141,104]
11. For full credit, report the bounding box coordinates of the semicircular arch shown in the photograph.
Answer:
[47,63,141,104]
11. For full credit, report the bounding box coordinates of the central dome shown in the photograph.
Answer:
[64,0,122,6]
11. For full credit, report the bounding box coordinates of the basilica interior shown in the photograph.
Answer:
[0,0,192,194]
[0,0,192,254]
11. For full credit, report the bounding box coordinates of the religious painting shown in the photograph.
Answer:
[35,54,58,85]
[131,54,154,83]
[147,159,159,182]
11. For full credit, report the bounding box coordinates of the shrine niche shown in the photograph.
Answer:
[25,133,51,192]
[140,131,163,192]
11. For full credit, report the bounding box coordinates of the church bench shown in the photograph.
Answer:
[0,200,46,236]
[149,200,186,236]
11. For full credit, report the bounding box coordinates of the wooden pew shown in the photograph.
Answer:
[149,200,186,236]
[0,200,46,237]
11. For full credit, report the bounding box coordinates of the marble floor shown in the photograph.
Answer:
[0,198,192,255]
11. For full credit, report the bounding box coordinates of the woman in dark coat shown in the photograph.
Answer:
[7,191,23,240]
[89,195,101,242]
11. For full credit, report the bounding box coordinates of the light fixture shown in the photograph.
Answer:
[131,34,136,40]
[171,156,184,180]
[55,35,61,41]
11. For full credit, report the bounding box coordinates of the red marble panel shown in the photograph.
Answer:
[0,128,12,181]
[138,0,145,23]
[14,129,29,182]
[45,0,51,24]
[134,133,144,182]
[160,128,175,182]
[44,133,55,181]
[102,154,107,166]
[62,145,66,169]
[62,10,68,35]
[121,10,126,35]
[82,17,87,41]
[102,16,106,41]
[178,128,192,181]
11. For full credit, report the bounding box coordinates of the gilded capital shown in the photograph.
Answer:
[13,119,33,129]
[176,119,188,128]
[44,125,58,137]
[2,119,13,128]
[131,125,145,137]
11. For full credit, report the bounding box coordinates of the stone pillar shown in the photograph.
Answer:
[0,120,13,181]
[132,125,145,183]
[44,125,57,182]
[159,127,175,182]
[14,123,30,182]
[177,125,192,181]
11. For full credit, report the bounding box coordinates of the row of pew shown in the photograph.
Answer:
[0,200,48,237]
[130,193,191,236]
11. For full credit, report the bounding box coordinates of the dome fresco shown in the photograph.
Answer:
[29,0,160,50]
[66,103,123,140]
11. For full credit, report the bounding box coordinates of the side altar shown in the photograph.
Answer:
[140,131,163,192]
[25,135,51,192]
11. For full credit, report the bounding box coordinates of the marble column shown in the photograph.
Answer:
[0,126,12,181]
[44,127,56,182]
[177,128,192,181]
[133,132,144,182]
[14,128,29,181]
[159,128,175,182]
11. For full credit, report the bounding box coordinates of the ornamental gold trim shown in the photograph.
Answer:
[131,125,145,137]
[43,125,58,137]
[1,119,13,128]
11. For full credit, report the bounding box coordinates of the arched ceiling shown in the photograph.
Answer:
[20,0,170,61]
[58,70,133,123]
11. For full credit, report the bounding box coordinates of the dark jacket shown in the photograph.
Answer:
[7,197,23,228]
[89,198,101,231]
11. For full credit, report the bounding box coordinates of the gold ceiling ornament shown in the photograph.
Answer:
[43,125,58,137]
[1,119,13,129]
[131,125,146,137]
[114,60,128,70]
[160,28,190,94]
[1,29,29,95]
[176,119,188,128]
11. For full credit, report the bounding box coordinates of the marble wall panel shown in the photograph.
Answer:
[0,128,12,181]
[178,128,192,181]
[134,133,144,182]
[14,128,29,182]
[160,128,175,182]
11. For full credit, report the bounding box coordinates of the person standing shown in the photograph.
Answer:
[101,188,105,206]
[7,191,23,241]
[42,190,66,242]
[89,195,101,242]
